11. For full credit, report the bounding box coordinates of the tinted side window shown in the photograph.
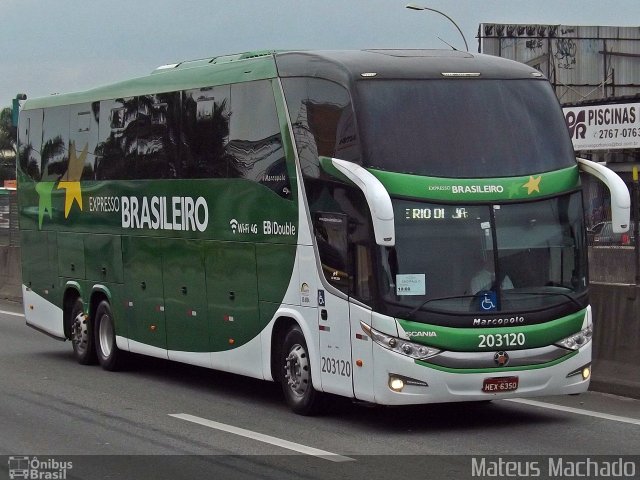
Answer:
[18,109,43,180]
[314,211,350,292]
[281,77,360,180]
[95,97,137,180]
[69,102,100,179]
[41,106,70,180]
[182,85,231,178]
[228,80,290,198]
[137,93,180,179]
[308,183,374,302]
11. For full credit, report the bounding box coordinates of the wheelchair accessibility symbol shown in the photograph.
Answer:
[480,291,497,311]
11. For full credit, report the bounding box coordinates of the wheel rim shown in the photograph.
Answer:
[284,343,310,398]
[98,313,114,358]
[72,311,88,356]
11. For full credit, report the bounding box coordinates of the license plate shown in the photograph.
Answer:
[482,376,519,393]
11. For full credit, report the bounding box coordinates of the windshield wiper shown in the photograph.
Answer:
[402,288,584,319]
[501,288,584,309]
[404,294,477,319]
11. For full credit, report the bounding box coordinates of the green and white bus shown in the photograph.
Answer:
[17,49,630,414]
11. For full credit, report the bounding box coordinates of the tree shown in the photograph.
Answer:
[0,106,17,181]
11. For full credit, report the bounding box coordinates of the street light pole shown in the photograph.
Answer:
[405,3,469,52]
[11,93,27,128]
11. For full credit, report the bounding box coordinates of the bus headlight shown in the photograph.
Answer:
[360,322,441,360]
[555,325,593,351]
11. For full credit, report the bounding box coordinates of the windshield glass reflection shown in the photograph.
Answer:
[356,79,575,178]
[379,193,587,318]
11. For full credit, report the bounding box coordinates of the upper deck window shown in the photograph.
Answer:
[282,77,361,179]
[356,79,575,178]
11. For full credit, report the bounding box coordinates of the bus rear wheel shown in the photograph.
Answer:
[94,300,125,371]
[70,298,96,365]
[280,325,322,415]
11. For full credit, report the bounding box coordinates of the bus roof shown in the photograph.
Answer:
[275,49,543,84]
[23,50,279,110]
[23,49,543,110]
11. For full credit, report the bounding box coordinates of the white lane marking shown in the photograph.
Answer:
[169,413,354,462]
[0,310,24,317]
[505,398,640,426]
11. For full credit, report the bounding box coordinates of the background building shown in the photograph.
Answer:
[479,24,640,230]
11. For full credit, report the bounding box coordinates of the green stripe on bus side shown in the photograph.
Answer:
[397,309,586,352]
[368,166,579,202]
[415,350,579,374]
[19,178,299,239]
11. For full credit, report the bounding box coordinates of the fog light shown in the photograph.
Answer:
[389,376,405,392]
[567,363,591,379]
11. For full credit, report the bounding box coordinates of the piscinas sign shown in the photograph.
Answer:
[563,103,640,151]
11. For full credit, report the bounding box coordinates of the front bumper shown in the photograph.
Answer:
[369,341,591,405]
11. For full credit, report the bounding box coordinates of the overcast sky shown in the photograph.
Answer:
[1,0,638,106]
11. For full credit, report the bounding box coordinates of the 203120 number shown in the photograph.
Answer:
[321,357,352,377]
[478,332,525,348]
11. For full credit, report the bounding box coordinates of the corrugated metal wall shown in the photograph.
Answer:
[479,24,640,103]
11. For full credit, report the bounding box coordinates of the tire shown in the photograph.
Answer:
[94,300,125,371]
[280,325,322,415]
[70,298,97,365]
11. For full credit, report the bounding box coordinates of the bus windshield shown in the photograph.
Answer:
[379,192,588,317]
[356,79,575,178]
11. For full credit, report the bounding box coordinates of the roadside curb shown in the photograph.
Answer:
[590,359,640,400]
[590,379,640,400]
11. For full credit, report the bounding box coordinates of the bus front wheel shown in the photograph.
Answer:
[280,325,322,415]
[94,300,125,371]
[70,298,96,365]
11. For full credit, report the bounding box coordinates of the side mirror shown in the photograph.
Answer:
[329,158,395,246]
[578,157,630,234]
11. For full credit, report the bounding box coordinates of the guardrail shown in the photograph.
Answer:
[0,189,19,247]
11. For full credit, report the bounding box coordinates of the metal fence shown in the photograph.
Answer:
[0,189,19,247]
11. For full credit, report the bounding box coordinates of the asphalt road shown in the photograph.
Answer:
[1,302,639,479]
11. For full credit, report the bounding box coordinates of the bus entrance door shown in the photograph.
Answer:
[318,291,354,397]
[314,212,354,397]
